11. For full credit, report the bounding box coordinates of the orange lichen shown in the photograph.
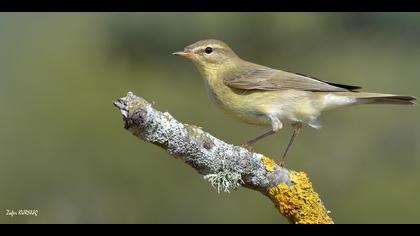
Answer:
[268,171,333,224]
[261,156,275,172]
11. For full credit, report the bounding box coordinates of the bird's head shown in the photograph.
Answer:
[173,39,239,75]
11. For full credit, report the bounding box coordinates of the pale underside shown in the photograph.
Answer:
[207,83,358,130]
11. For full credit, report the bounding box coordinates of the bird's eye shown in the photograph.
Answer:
[204,47,213,54]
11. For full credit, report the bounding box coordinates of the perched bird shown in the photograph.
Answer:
[173,39,416,166]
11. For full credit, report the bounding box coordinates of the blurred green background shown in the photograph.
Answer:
[0,13,419,224]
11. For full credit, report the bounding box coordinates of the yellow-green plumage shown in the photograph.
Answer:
[204,74,322,128]
[173,39,416,163]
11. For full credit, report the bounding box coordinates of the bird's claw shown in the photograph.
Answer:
[279,160,286,168]
[241,143,254,152]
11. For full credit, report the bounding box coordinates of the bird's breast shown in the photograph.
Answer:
[203,75,271,125]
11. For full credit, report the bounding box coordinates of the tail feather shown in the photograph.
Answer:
[358,95,417,105]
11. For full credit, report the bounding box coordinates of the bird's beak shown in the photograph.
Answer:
[172,50,193,58]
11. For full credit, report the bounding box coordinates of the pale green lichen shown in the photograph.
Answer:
[268,171,333,224]
[162,112,173,122]
[127,101,146,112]
[184,124,214,150]
[184,124,204,138]
[203,170,244,193]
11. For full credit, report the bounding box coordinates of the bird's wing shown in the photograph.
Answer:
[223,67,361,92]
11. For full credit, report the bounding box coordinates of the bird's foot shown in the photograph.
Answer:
[279,160,286,168]
[241,143,254,152]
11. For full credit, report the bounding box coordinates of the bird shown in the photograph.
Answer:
[173,39,416,167]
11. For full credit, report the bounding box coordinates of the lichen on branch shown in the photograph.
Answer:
[113,91,333,224]
[268,171,332,224]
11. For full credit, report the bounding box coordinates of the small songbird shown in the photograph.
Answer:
[173,39,416,166]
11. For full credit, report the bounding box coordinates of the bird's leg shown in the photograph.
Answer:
[280,123,302,167]
[241,115,283,151]
[241,130,275,151]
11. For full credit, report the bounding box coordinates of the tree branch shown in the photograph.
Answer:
[113,92,333,224]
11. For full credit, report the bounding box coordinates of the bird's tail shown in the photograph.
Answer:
[354,92,417,105]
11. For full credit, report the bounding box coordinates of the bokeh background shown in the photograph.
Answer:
[0,13,419,224]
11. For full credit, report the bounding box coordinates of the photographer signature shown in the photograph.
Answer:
[6,209,38,217]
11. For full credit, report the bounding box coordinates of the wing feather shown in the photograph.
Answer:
[224,67,361,92]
